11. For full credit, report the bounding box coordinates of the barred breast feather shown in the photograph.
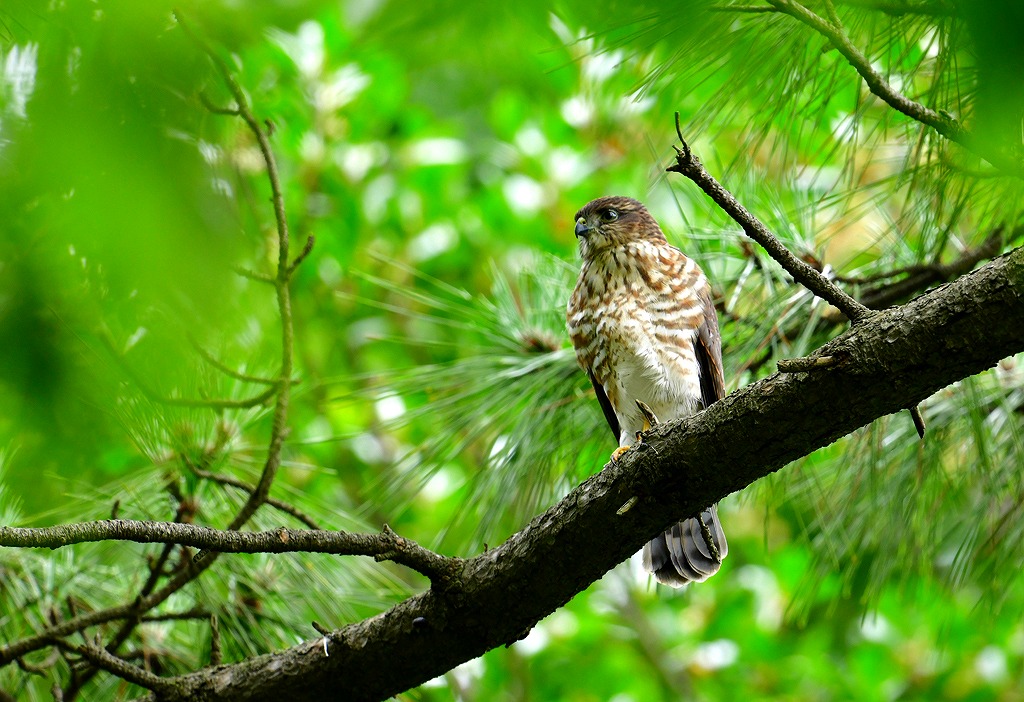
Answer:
[567,239,715,446]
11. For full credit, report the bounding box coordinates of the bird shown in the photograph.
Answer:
[566,195,728,587]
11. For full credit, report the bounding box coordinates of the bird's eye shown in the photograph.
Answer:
[601,209,619,222]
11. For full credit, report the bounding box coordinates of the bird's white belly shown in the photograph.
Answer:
[610,340,701,446]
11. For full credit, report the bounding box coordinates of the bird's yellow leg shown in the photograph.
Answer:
[611,400,660,463]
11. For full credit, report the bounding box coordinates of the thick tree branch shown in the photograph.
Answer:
[0,521,455,585]
[138,247,1023,701]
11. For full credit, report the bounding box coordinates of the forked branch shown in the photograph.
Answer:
[0,14,316,695]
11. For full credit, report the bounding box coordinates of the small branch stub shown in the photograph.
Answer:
[777,355,839,373]
[696,513,723,564]
[289,235,316,275]
[910,405,926,439]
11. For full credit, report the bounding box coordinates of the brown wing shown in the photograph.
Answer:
[655,245,724,410]
[694,287,725,409]
[587,368,620,442]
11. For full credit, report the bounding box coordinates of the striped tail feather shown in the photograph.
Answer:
[642,504,728,587]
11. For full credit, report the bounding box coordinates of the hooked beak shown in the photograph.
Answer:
[574,218,591,238]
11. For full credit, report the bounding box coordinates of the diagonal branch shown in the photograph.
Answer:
[143,246,1024,702]
[764,0,1023,177]
[853,229,1007,309]
[185,460,321,530]
[288,235,316,275]
[666,118,872,322]
[189,337,281,386]
[57,641,172,695]
[100,331,279,410]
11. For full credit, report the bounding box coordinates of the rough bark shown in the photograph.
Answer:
[153,246,1024,702]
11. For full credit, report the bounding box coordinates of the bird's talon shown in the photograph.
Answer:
[610,445,631,463]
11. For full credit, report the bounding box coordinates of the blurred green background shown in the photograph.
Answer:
[1,0,1023,699]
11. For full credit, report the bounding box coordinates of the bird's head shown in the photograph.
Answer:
[573,195,666,260]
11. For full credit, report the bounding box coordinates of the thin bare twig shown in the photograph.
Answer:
[175,10,297,531]
[288,235,316,275]
[101,331,277,410]
[0,521,457,585]
[189,337,280,386]
[61,490,195,699]
[666,114,872,323]
[1,11,306,691]
[836,264,938,286]
[855,230,1006,309]
[209,615,222,666]
[233,266,276,284]
[57,641,171,694]
[184,458,321,530]
[0,554,217,667]
[139,608,211,623]
[198,90,239,116]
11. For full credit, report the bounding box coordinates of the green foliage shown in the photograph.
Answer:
[1,0,1023,699]
[346,257,607,553]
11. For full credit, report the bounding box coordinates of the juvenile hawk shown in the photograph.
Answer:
[567,195,728,587]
